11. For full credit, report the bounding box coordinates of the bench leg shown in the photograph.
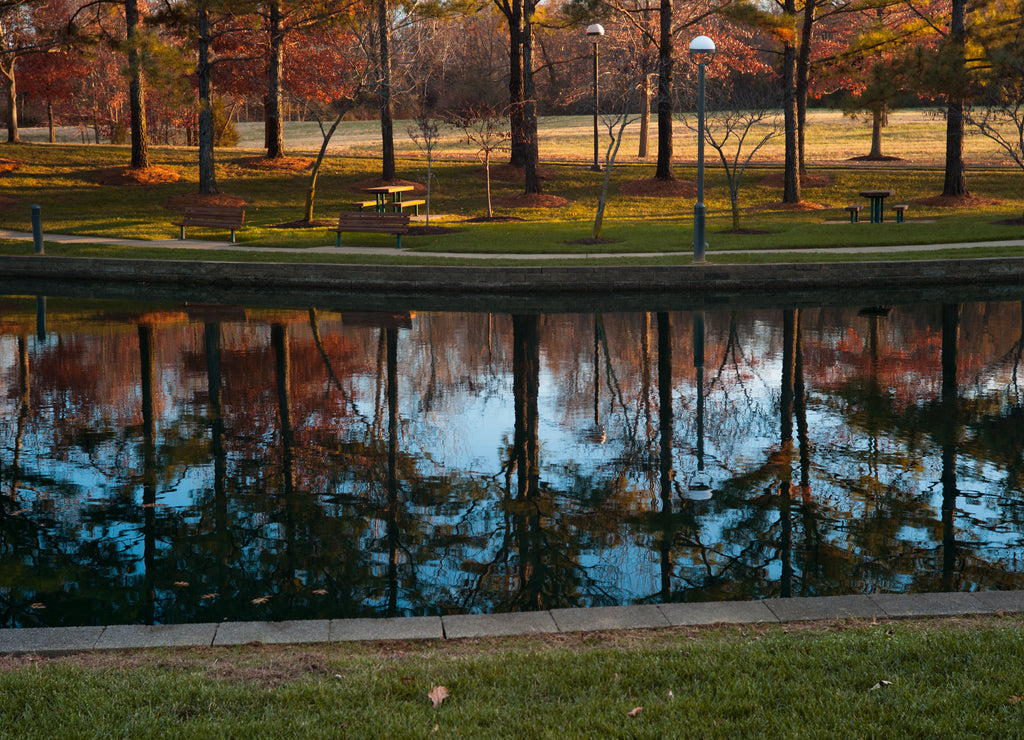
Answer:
[180,225,185,240]
[414,204,421,216]
[849,210,857,223]
[395,234,402,249]
[230,229,236,244]
[337,232,342,247]
[896,211,904,223]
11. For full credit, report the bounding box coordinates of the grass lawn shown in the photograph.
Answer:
[1,617,1022,738]
[1,111,1023,265]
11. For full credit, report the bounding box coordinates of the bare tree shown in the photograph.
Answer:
[677,75,782,230]
[446,105,511,219]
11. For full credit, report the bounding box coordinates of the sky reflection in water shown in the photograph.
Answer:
[1,295,1023,627]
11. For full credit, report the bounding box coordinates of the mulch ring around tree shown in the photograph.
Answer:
[493,193,571,209]
[463,216,525,223]
[93,166,181,186]
[751,200,827,212]
[759,172,834,188]
[847,155,905,162]
[163,193,248,210]
[237,156,314,172]
[565,237,618,245]
[619,178,696,198]
[912,194,1002,208]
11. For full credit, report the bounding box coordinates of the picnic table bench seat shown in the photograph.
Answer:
[329,211,411,249]
[172,205,245,243]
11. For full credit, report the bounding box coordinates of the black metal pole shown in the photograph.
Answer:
[592,42,601,172]
[31,205,43,255]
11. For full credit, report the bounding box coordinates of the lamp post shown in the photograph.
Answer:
[689,35,715,263]
[587,23,605,171]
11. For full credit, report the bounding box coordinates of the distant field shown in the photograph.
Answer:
[18,110,1023,168]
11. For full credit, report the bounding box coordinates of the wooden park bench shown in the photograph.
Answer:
[844,204,862,223]
[329,211,411,249]
[172,205,245,243]
[892,204,909,223]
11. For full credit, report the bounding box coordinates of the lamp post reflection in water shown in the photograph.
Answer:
[685,310,712,500]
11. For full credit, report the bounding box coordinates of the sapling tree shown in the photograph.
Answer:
[407,110,442,227]
[445,105,511,219]
[590,34,645,240]
[676,74,782,230]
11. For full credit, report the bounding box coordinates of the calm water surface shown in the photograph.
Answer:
[2,293,1023,627]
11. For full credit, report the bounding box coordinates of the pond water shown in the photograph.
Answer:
[2,290,1024,627]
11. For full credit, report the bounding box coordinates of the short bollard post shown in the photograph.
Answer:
[31,204,43,254]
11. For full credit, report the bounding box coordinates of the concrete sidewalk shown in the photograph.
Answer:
[4,228,1024,261]
[2,591,1022,655]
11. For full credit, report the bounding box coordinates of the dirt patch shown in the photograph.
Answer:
[752,200,826,212]
[93,166,181,186]
[847,155,905,162]
[619,178,696,198]
[163,192,249,211]
[719,228,772,235]
[237,156,313,172]
[994,217,1024,226]
[759,172,833,188]
[463,215,525,223]
[913,194,1002,208]
[0,195,17,210]
[566,237,617,245]
[349,178,426,196]
[494,193,571,209]
[0,158,20,173]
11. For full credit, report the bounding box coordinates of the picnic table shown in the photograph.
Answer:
[859,190,895,223]
[363,184,416,213]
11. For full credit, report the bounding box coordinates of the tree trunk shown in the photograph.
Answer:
[654,0,673,180]
[265,0,285,159]
[2,59,20,144]
[47,101,54,143]
[503,0,526,168]
[869,105,884,158]
[795,0,816,176]
[639,74,650,158]
[943,0,968,196]
[125,0,149,168]
[522,0,541,195]
[377,0,395,180]
[782,0,800,204]
[197,3,218,194]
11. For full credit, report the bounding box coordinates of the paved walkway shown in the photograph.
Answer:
[2,591,1022,655]
[4,228,1024,260]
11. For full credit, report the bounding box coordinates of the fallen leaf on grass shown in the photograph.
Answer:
[29,603,45,610]
[201,593,219,600]
[312,589,328,595]
[251,596,271,605]
[1008,696,1023,705]
[428,685,449,708]
[173,581,189,587]
[627,707,643,718]
[869,680,893,691]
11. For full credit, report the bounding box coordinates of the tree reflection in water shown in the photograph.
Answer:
[0,296,1023,626]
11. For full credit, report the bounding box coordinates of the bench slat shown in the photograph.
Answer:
[172,206,245,243]
[330,212,411,248]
